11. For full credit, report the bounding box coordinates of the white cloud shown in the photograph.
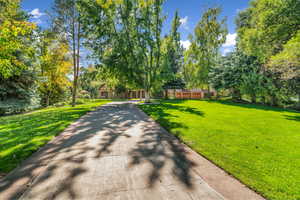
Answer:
[180,16,189,30]
[223,33,237,47]
[29,8,45,19]
[180,16,188,25]
[222,48,231,56]
[222,47,234,56]
[180,40,191,49]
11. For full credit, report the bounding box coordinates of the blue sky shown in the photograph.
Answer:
[22,0,251,57]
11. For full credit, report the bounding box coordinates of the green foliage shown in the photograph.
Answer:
[0,0,36,79]
[37,30,72,106]
[210,51,262,101]
[210,52,245,93]
[240,71,264,103]
[184,7,227,88]
[0,99,110,172]
[79,0,165,101]
[79,65,103,98]
[236,0,300,105]
[52,0,82,107]
[139,100,300,200]
[0,0,20,20]
[161,11,184,83]
[0,0,41,115]
[210,51,291,105]
[268,30,300,79]
[0,70,40,115]
[237,0,300,62]
[0,99,37,116]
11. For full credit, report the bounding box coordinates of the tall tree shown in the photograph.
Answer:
[38,31,72,106]
[52,0,82,107]
[79,0,165,102]
[236,0,300,105]
[79,65,104,99]
[161,10,184,90]
[0,0,41,115]
[0,0,36,79]
[183,7,227,91]
[210,51,266,103]
[237,0,300,63]
[133,0,165,102]
[268,31,300,106]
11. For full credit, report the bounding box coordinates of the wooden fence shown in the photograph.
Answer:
[166,89,215,99]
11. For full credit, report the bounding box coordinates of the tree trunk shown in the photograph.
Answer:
[75,20,81,104]
[72,77,77,107]
[207,85,211,99]
[165,89,168,99]
[71,10,77,107]
[173,89,176,99]
[145,89,150,103]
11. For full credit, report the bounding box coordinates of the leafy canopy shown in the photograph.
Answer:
[0,0,36,79]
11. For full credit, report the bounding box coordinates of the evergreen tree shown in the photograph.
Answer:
[162,11,185,90]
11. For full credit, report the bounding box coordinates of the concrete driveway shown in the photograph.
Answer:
[0,103,264,200]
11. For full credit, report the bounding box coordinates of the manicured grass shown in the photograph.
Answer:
[0,99,110,173]
[139,100,300,200]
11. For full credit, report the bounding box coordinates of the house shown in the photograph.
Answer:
[99,85,145,99]
[99,84,215,99]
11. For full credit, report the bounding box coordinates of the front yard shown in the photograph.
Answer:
[139,100,300,200]
[0,99,110,173]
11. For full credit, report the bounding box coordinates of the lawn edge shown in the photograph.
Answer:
[0,102,110,179]
[0,102,111,199]
[135,103,266,200]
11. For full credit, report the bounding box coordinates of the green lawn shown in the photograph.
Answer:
[139,100,300,200]
[0,99,110,173]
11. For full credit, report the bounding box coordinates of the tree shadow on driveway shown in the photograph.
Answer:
[128,120,197,188]
[127,104,204,189]
[0,103,140,200]
[0,102,202,199]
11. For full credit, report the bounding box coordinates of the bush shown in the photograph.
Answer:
[53,101,68,107]
[0,70,41,115]
[74,98,87,105]
[78,90,91,99]
[0,98,40,116]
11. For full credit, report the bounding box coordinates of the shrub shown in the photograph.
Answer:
[78,90,91,99]
[0,98,40,116]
